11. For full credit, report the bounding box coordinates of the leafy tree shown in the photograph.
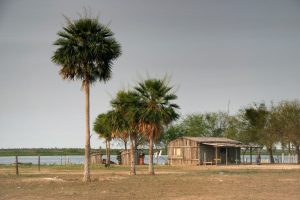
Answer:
[93,113,114,166]
[168,112,228,139]
[52,14,121,181]
[181,114,207,136]
[204,112,228,137]
[224,114,243,140]
[277,100,300,164]
[135,78,179,175]
[161,124,185,147]
[241,103,279,163]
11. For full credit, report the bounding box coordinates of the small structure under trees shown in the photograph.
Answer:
[168,137,256,165]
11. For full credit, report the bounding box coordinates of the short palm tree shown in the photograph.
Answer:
[135,78,179,175]
[52,15,121,182]
[93,113,113,166]
[111,90,141,175]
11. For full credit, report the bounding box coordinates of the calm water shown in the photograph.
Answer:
[0,154,297,165]
[0,155,169,165]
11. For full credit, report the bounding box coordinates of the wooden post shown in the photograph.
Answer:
[198,144,201,165]
[250,147,252,165]
[235,149,238,165]
[190,147,192,164]
[215,146,218,166]
[15,156,19,176]
[225,148,228,166]
[38,155,40,172]
[99,146,103,164]
[281,152,284,164]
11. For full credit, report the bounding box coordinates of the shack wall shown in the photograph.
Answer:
[168,138,199,165]
[120,150,139,165]
[168,138,242,165]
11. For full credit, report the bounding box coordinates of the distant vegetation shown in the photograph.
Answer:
[0,148,164,157]
[0,148,119,156]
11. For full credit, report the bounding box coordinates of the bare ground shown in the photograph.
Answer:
[0,164,300,200]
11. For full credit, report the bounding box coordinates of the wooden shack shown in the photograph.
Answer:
[168,137,244,165]
[91,152,103,164]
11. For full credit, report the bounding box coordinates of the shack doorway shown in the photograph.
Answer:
[220,147,226,164]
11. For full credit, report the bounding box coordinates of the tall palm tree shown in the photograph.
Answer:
[134,78,179,175]
[52,15,121,182]
[93,113,113,166]
[111,90,141,175]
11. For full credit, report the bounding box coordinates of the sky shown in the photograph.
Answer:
[0,0,300,148]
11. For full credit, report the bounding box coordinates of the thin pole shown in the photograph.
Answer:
[226,148,228,166]
[38,155,40,172]
[250,147,252,164]
[215,146,218,166]
[235,149,238,165]
[227,100,230,116]
[15,156,19,176]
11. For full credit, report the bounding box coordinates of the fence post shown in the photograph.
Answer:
[15,156,19,176]
[38,155,40,172]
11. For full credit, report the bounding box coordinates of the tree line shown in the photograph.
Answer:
[163,100,300,164]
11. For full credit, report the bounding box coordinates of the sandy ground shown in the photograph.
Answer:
[0,164,300,200]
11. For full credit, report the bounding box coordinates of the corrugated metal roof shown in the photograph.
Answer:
[182,136,242,144]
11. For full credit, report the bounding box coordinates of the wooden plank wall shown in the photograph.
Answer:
[168,138,199,165]
[121,150,130,165]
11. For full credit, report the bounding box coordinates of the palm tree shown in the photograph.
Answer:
[134,78,179,175]
[93,113,113,166]
[52,15,121,182]
[111,90,141,175]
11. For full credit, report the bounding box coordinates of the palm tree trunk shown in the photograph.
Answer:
[148,132,155,175]
[108,140,111,165]
[83,82,91,182]
[130,135,136,175]
[124,140,127,151]
[295,145,300,164]
[267,146,275,164]
[105,139,110,166]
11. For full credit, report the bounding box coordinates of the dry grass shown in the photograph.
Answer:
[0,164,300,200]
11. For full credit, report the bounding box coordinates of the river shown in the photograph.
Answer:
[0,154,297,165]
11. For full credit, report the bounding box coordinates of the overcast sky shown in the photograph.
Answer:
[0,0,300,148]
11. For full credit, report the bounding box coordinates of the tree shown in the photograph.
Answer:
[111,90,141,175]
[93,113,113,166]
[277,100,300,164]
[241,103,279,163]
[52,14,121,182]
[181,114,207,137]
[204,112,228,137]
[161,124,185,147]
[135,78,179,175]
[167,112,228,139]
[224,114,243,140]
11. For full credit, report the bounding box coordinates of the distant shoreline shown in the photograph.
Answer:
[0,148,294,157]
[0,148,120,156]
